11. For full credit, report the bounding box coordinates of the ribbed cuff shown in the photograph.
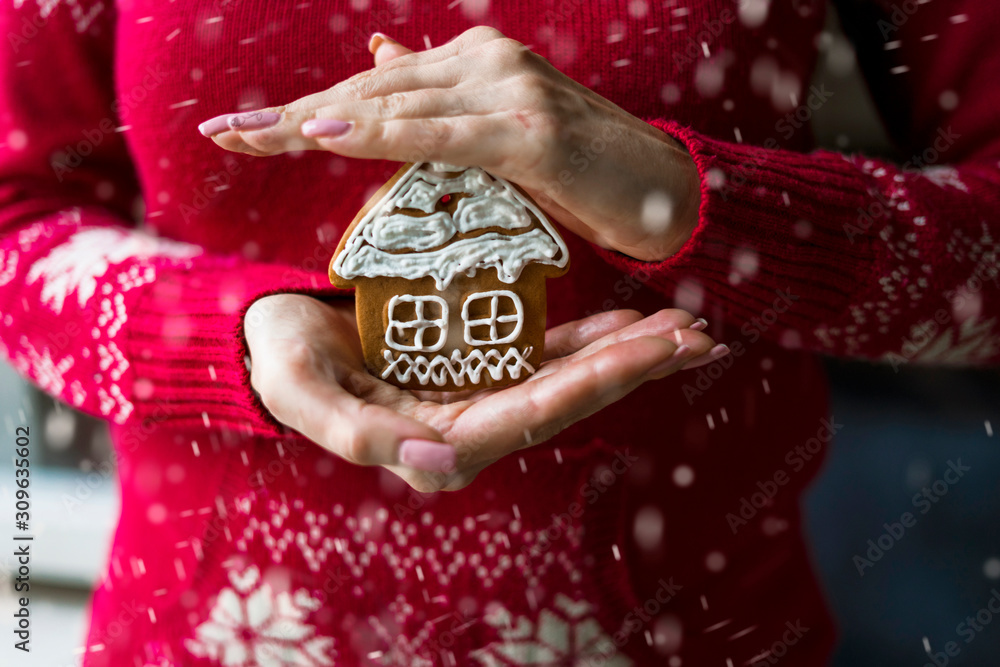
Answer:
[126,260,352,437]
[594,119,883,330]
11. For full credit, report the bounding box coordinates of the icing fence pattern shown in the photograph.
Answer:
[381,346,536,387]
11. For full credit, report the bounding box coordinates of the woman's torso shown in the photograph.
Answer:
[86,2,837,665]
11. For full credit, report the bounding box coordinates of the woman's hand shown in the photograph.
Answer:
[199,27,701,262]
[244,294,724,493]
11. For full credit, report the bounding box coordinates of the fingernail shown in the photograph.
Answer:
[302,119,353,138]
[227,110,282,131]
[690,318,708,331]
[399,439,456,472]
[648,344,692,378]
[369,32,399,54]
[198,114,237,137]
[709,343,730,358]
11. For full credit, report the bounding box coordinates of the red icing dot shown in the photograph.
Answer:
[440,194,452,205]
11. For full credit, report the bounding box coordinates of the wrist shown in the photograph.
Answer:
[642,128,700,261]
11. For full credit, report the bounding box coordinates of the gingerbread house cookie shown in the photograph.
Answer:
[329,162,570,391]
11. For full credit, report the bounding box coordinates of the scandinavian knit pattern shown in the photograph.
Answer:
[1,0,998,665]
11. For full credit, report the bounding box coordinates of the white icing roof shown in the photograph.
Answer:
[332,162,569,290]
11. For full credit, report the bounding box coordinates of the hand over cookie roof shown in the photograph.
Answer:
[330,162,569,290]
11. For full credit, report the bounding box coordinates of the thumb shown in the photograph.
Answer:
[368,32,414,66]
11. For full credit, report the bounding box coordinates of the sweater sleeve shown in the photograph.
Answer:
[0,2,348,436]
[595,0,1000,366]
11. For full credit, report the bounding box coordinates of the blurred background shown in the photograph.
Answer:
[1,5,999,666]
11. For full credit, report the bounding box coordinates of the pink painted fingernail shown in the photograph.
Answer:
[690,318,708,331]
[709,344,730,358]
[369,32,400,54]
[301,119,353,138]
[227,110,282,131]
[198,113,237,137]
[648,344,691,378]
[399,439,456,472]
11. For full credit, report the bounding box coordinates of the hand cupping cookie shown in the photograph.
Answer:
[329,162,569,391]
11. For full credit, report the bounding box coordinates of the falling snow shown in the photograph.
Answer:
[1,2,998,666]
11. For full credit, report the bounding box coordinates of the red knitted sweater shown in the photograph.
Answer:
[2,0,998,665]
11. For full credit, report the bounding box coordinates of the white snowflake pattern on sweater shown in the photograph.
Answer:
[0,247,17,286]
[218,492,633,666]
[922,166,969,193]
[892,315,1000,364]
[366,595,453,667]
[12,0,105,33]
[469,594,633,666]
[3,216,204,423]
[813,158,1000,362]
[26,226,200,315]
[10,337,74,395]
[185,564,336,667]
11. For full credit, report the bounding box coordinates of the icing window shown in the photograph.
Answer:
[462,290,524,346]
[385,295,448,352]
